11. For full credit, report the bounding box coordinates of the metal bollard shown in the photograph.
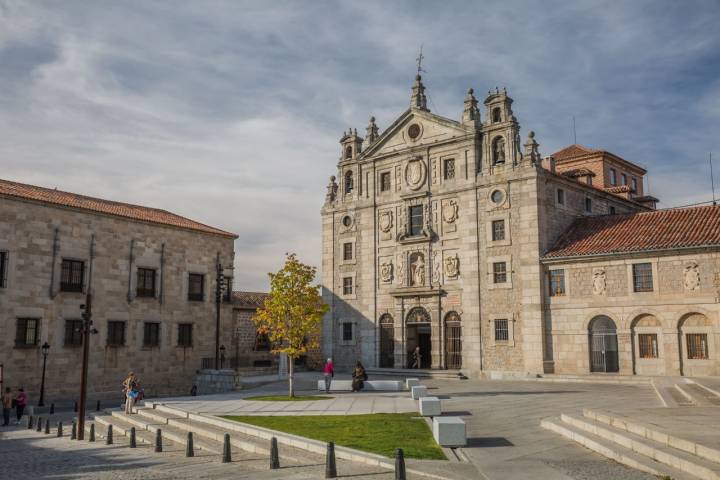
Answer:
[269,436,280,470]
[186,432,194,457]
[57,421,63,437]
[27,415,34,430]
[154,429,162,453]
[106,424,113,445]
[96,400,101,412]
[50,403,55,415]
[89,423,96,442]
[221,433,231,463]
[395,448,406,480]
[129,427,136,448]
[325,441,337,478]
[45,418,50,434]
[71,421,77,440]
[36,417,42,432]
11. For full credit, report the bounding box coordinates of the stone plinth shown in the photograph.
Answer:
[419,396,441,417]
[411,385,428,399]
[433,416,466,446]
[193,369,240,395]
[406,378,420,390]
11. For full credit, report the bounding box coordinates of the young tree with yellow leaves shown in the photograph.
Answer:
[254,253,328,398]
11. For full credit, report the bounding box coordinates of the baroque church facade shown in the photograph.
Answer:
[320,75,720,378]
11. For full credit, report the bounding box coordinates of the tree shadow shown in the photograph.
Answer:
[466,437,514,448]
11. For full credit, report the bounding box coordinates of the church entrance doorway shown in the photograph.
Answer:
[589,315,619,373]
[406,307,432,369]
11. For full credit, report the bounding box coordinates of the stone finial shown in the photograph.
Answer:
[325,175,338,204]
[363,116,379,148]
[462,87,480,126]
[523,130,541,165]
[410,74,429,111]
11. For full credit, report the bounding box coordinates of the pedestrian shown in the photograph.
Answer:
[14,388,27,425]
[351,361,368,392]
[2,387,12,426]
[412,346,421,369]
[322,358,334,394]
[122,372,138,414]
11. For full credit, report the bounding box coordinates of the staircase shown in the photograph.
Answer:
[364,367,466,379]
[542,408,720,479]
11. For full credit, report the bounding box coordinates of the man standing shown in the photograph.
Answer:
[412,346,421,369]
[2,387,13,426]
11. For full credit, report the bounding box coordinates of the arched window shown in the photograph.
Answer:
[492,136,506,165]
[492,107,502,123]
[344,171,354,194]
[445,312,462,369]
[345,146,353,159]
[589,315,619,373]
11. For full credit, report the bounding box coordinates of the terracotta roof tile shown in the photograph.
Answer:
[561,168,596,178]
[552,144,601,162]
[544,204,720,258]
[0,178,237,238]
[604,185,632,193]
[231,291,269,309]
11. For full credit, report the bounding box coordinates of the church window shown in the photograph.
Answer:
[342,322,353,342]
[380,172,391,192]
[409,205,424,236]
[584,197,592,213]
[342,277,353,295]
[342,215,352,228]
[493,262,507,284]
[549,269,565,296]
[632,263,653,292]
[638,334,658,358]
[490,189,505,205]
[492,137,506,165]
[494,319,509,342]
[492,107,502,123]
[621,173,627,185]
[444,158,455,180]
[687,334,709,359]
[491,220,505,241]
[345,146,352,159]
[556,188,565,205]
[609,169,617,185]
[343,242,353,261]
[344,171,354,194]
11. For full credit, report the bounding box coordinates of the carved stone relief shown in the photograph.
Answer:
[432,251,442,285]
[684,262,700,291]
[444,253,460,279]
[380,261,393,283]
[379,210,393,241]
[396,253,406,286]
[592,269,606,295]
[404,157,427,191]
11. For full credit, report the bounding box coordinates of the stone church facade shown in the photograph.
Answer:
[320,75,720,378]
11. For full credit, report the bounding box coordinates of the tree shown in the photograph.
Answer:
[254,253,328,397]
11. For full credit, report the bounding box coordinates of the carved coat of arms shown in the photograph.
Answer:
[444,254,460,279]
[684,263,700,291]
[380,262,393,283]
[379,211,393,233]
[592,270,606,295]
[442,200,459,223]
[404,158,427,191]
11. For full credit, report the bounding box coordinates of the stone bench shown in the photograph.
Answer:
[433,416,466,447]
[317,380,404,392]
[406,378,421,390]
[419,396,441,417]
[411,385,428,400]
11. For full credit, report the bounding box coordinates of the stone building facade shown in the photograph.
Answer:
[320,75,720,378]
[0,178,237,399]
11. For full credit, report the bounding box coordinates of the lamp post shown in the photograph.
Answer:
[38,342,50,407]
[220,344,226,369]
[214,257,224,370]
[77,293,97,440]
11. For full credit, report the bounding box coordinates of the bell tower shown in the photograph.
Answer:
[482,88,520,170]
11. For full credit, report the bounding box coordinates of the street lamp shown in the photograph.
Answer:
[220,344,226,369]
[38,342,50,407]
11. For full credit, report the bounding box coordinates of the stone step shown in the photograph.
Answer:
[667,385,696,406]
[534,374,653,385]
[562,413,720,480]
[541,417,692,479]
[364,368,465,379]
[684,383,720,406]
[583,408,720,465]
[87,415,159,446]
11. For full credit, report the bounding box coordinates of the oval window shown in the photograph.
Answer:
[490,189,505,205]
[342,215,352,227]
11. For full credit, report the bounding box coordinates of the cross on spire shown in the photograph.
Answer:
[416,45,425,76]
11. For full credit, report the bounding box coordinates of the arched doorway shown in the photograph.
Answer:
[678,313,715,376]
[406,307,431,369]
[379,314,395,368]
[444,312,462,369]
[589,315,619,373]
[630,314,662,376]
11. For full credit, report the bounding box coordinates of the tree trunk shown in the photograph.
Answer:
[288,356,295,398]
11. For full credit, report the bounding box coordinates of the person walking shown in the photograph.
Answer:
[122,372,138,414]
[14,388,27,425]
[412,346,421,369]
[322,358,334,394]
[2,388,12,426]
[351,361,368,392]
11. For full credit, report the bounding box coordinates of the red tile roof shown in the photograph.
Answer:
[552,144,601,162]
[544,204,720,258]
[231,291,269,309]
[0,178,237,238]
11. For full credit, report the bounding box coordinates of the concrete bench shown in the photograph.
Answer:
[317,380,404,392]
[433,416,466,447]
[406,378,421,390]
[419,396,441,417]
[411,385,428,400]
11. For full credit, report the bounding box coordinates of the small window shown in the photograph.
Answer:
[491,219,505,241]
[136,268,156,298]
[549,269,565,296]
[254,332,270,351]
[178,323,193,347]
[493,262,507,284]
[621,173,627,185]
[494,319,509,342]
[584,198,592,213]
[409,205,424,236]
[687,333,709,359]
[609,169,616,185]
[342,322,353,342]
[632,263,653,292]
[188,273,204,301]
[342,215,352,228]
[64,319,83,347]
[345,146,352,159]
[638,334,658,359]
[632,177,638,192]
[344,171,354,194]
[107,321,126,347]
[60,259,84,292]
[586,176,593,186]
[490,189,505,205]
[343,242,353,261]
[609,206,616,215]
[143,322,160,347]
[444,158,455,180]
[16,318,39,347]
[380,172,391,192]
[0,251,8,288]
[556,188,565,205]
[223,277,233,302]
[342,277,353,295]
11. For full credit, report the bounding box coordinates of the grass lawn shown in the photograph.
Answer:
[242,395,333,402]
[223,412,446,460]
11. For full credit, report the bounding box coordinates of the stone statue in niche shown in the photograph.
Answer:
[684,262,700,291]
[410,252,425,286]
[379,211,393,233]
[592,269,606,295]
[380,261,393,283]
[493,137,506,164]
[442,199,459,224]
[396,254,406,286]
[444,253,460,279]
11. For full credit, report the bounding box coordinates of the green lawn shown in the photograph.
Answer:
[242,395,333,402]
[223,412,446,460]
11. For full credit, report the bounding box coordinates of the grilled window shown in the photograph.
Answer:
[107,321,126,347]
[687,334,709,360]
[143,322,160,347]
[444,158,455,180]
[380,172,391,192]
[60,259,84,292]
[343,242,353,261]
[491,219,505,241]
[188,273,204,301]
[549,269,565,296]
[136,268,156,297]
[178,323,193,347]
[342,322,353,342]
[638,334,658,359]
[15,318,38,347]
[494,319,509,342]
[584,197,592,213]
[557,188,565,205]
[342,277,353,295]
[0,251,7,288]
[64,319,83,347]
[632,263,653,292]
[493,262,507,284]
[409,205,424,236]
[345,171,353,194]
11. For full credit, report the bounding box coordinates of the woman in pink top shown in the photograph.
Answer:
[14,388,27,425]
[322,358,334,394]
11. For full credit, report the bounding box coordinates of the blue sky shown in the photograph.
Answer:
[1,0,719,290]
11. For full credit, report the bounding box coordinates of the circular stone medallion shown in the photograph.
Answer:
[407,123,421,140]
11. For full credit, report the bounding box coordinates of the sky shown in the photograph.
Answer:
[1,0,719,291]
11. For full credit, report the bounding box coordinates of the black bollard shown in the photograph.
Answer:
[269,437,280,470]
[325,441,337,478]
[89,423,95,442]
[27,415,34,429]
[96,400,101,412]
[44,418,50,434]
[50,403,55,415]
[36,417,42,432]
[129,427,136,448]
[106,424,113,445]
[71,421,77,440]
[57,421,63,437]
[394,448,406,480]
[185,432,194,457]
[73,401,78,413]
[154,429,162,453]
[221,433,231,463]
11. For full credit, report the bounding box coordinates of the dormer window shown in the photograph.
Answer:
[492,107,502,123]
[344,171,354,194]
